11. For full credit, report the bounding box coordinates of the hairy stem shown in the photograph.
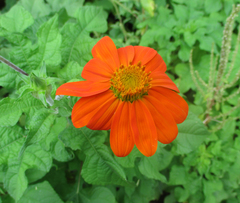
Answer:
[0,55,28,76]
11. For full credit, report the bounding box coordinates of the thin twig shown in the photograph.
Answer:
[111,0,128,42]
[76,162,83,194]
[189,49,205,96]
[0,55,28,76]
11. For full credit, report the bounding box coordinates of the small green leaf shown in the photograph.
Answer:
[0,5,34,33]
[18,181,63,203]
[173,112,209,154]
[57,61,83,81]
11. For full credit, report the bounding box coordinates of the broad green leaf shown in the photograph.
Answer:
[204,0,222,14]
[4,144,52,201]
[0,125,25,165]
[178,43,191,62]
[174,187,189,202]
[124,179,159,203]
[203,179,224,203]
[8,35,33,73]
[138,146,173,182]
[57,61,83,81]
[17,0,51,18]
[29,14,62,71]
[59,126,132,186]
[115,147,141,168]
[175,63,195,93]
[0,5,34,33]
[173,112,209,154]
[0,93,44,127]
[26,109,56,144]
[19,109,57,156]
[61,6,108,66]
[0,97,22,126]
[173,4,188,23]
[184,31,196,47]
[47,0,84,17]
[18,181,63,203]
[169,165,187,185]
[79,187,116,203]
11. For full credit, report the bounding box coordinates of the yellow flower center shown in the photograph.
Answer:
[110,62,152,102]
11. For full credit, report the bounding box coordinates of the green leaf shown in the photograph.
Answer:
[169,165,187,185]
[138,146,173,182]
[173,4,188,23]
[124,179,160,203]
[0,125,25,165]
[59,126,132,186]
[178,43,191,61]
[18,0,51,18]
[40,117,73,162]
[19,109,57,156]
[172,112,209,154]
[115,147,141,168]
[184,31,196,47]
[8,35,33,74]
[0,97,22,126]
[4,144,52,201]
[79,187,116,203]
[57,61,83,81]
[29,14,62,71]
[47,0,84,17]
[18,181,63,203]
[140,0,155,16]
[175,63,195,93]
[204,0,222,14]
[0,5,34,33]
[61,6,108,66]
[0,93,44,127]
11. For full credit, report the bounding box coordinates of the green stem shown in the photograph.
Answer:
[0,55,28,76]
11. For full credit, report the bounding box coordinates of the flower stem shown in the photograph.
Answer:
[0,55,28,76]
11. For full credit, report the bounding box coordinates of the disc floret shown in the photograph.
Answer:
[110,62,152,102]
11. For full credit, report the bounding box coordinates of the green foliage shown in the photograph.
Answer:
[0,0,239,202]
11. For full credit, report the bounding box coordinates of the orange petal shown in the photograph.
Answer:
[92,36,120,71]
[143,96,178,144]
[132,46,157,66]
[145,53,167,73]
[117,46,134,66]
[130,100,158,157]
[81,58,113,82]
[110,102,134,157]
[56,81,110,97]
[150,71,180,92]
[87,97,120,130]
[71,90,113,128]
[148,87,188,124]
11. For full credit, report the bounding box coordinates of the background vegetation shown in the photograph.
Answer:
[0,0,239,202]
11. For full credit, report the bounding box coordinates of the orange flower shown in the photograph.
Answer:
[56,36,188,157]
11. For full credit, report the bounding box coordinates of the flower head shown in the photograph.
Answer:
[56,36,188,157]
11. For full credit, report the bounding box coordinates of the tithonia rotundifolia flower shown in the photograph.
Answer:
[56,36,188,157]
